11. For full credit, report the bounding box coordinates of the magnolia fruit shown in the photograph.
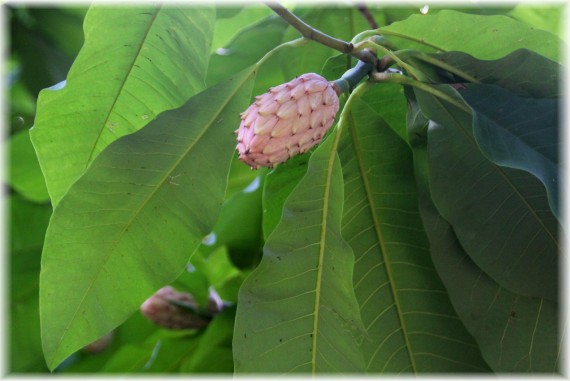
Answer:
[236,73,340,169]
[140,286,223,330]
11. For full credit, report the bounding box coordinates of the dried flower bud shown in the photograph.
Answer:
[140,286,223,330]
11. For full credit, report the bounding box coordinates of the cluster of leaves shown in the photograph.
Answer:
[7,3,563,375]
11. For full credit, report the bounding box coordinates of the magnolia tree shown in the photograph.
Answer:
[8,3,562,375]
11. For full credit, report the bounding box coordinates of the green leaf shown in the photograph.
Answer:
[426,49,559,98]
[339,99,489,372]
[181,307,236,373]
[207,176,264,260]
[28,7,87,58]
[415,86,559,301]
[192,246,243,302]
[31,5,215,206]
[98,342,158,372]
[361,84,408,143]
[99,330,202,373]
[413,147,559,372]
[11,14,74,96]
[509,4,565,38]
[380,10,562,62]
[262,153,312,240]
[9,194,52,254]
[462,84,559,218]
[206,14,288,89]
[9,195,52,373]
[7,129,50,203]
[211,5,272,54]
[225,154,264,200]
[39,68,256,370]
[233,131,365,374]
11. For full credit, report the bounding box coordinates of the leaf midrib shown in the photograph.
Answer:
[311,132,337,374]
[85,6,162,167]
[48,68,254,367]
[347,110,417,372]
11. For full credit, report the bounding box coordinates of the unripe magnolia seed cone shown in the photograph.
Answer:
[236,73,340,169]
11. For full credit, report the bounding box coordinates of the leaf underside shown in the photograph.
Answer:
[234,131,365,374]
[339,100,489,373]
[40,68,256,370]
[409,89,560,372]
[31,6,215,206]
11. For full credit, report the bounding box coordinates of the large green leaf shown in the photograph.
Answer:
[415,87,559,301]
[380,10,562,62]
[233,131,365,374]
[39,68,256,370]
[426,49,559,98]
[339,99,489,372]
[412,138,559,372]
[462,84,559,217]
[31,6,215,206]
[509,4,565,38]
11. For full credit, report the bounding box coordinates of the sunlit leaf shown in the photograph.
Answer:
[380,10,561,61]
[31,6,215,206]
[509,4,565,38]
[40,68,256,370]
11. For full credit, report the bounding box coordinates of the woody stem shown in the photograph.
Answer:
[265,1,377,65]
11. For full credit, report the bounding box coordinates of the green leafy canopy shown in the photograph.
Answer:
[11,3,561,375]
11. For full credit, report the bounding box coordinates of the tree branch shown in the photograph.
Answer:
[265,1,376,64]
[356,4,378,29]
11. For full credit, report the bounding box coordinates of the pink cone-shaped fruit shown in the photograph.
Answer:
[140,286,223,330]
[236,73,340,169]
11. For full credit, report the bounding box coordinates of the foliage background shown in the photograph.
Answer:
[5,2,565,375]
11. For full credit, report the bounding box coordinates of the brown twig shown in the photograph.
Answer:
[265,1,376,65]
[356,4,378,29]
